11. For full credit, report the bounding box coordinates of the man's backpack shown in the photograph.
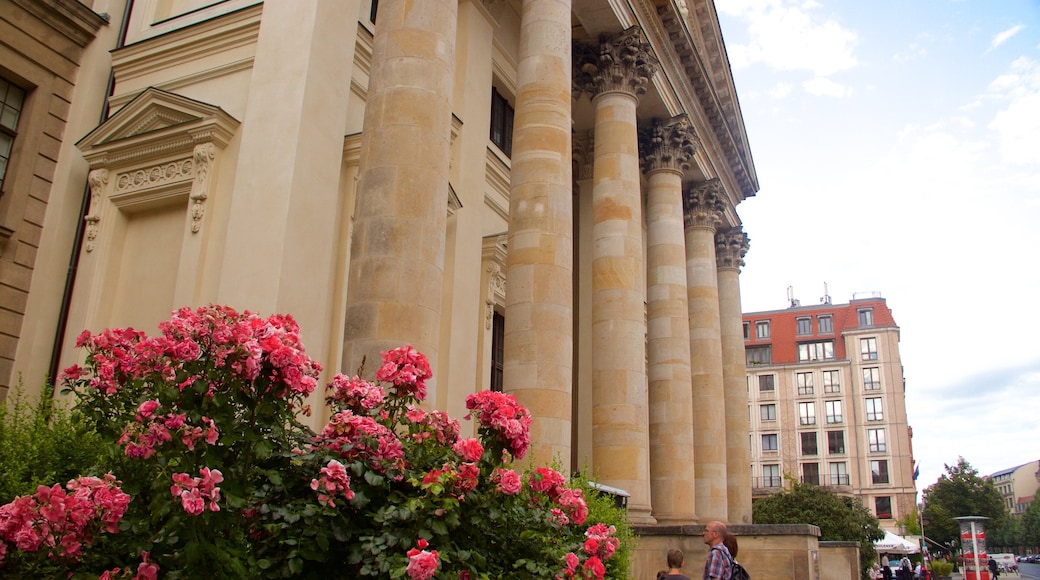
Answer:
[731,560,751,580]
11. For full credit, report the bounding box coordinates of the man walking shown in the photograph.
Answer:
[702,521,733,580]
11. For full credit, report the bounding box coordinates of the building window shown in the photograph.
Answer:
[868,428,887,452]
[0,77,26,195]
[490,87,514,156]
[865,397,884,421]
[859,308,874,327]
[822,370,840,394]
[743,321,750,341]
[369,0,379,22]
[861,337,878,360]
[762,433,778,451]
[818,315,833,334]
[760,404,777,422]
[875,496,892,519]
[802,462,820,485]
[863,367,881,391]
[798,341,834,362]
[797,372,814,395]
[825,400,843,424]
[762,464,781,488]
[801,431,818,455]
[756,320,771,339]
[747,346,772,365]
[796,317,812,335]
[758,374,775,392]
[871,459,890,484]
[829,462,849,485]
[490,311,504,391]
[798,402,816,426]
[827,430,845,454]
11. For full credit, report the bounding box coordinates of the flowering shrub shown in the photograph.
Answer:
[0,305,632,578]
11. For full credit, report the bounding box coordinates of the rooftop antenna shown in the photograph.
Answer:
[787,285,800,308]
[820,282,831,305]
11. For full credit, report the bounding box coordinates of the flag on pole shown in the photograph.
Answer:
[913,462,920,481]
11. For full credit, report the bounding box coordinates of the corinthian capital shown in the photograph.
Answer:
[715,227,750,270]
[639,116,699,174]
[683,179,724,230]
[574,26,659,100]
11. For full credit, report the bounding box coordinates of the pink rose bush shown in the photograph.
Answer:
[0,305,631,578]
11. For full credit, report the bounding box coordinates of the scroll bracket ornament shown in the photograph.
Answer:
[83,169,108,252]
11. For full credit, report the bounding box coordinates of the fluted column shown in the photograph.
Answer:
[503,0,574,470]
[575,27,658,524]
[639,117,698,523]
[343,0,458,393]
[684,178,727,522]
[717,227,752,524]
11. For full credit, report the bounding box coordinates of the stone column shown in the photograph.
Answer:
[638,117,698,523]
[503,0,574,470]
[716,227,752,524]
[684,178,727,522]
[575,27,658,524]
[342,0,458,391]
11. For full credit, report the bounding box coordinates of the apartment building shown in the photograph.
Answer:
[744,294,917,530]
[988,461,1040,516]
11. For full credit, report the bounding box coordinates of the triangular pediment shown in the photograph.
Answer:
[78,87,239,168]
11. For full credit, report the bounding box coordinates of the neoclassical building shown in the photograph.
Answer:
[1,1,847,576]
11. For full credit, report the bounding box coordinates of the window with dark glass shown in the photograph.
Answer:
[871,459,890,484]
[859,308,874,327]
[743,321,750,341]
[490,87,514,156]
[800,431,818,455]
[760,404,776,421]
[747,346,772,365]
[490,311,504,392]
[817,315,833,334]
[369,0,378,23]
[761,433,778,451]
[802,462,820,485]
[758,374,775,391]
[875,496,892,518]
[796,317,812,335]
[827,430,845,454]
[0,77,26,196]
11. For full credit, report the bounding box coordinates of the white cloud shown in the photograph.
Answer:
[991,24,1025,49]
[989,91,1040,165]
[802,76,851,97]
[893,42,928,63]
[768,82,793,98]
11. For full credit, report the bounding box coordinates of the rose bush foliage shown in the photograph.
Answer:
[0,305,629,579]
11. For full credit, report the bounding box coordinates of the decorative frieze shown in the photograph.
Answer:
[683,178,724,230]
[715,227,750,270]
[574,26,660,99]
[638,116,699,175]
[115,159,194,193]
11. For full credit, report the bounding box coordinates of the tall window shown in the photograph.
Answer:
[861,337,878,360]
[797,372,814,395]
[800,432,818,455]
[796,317,811,335]
[490,87,514,156]
[798,402,816,425]
[802,462,820,485]
[743,321,750,340]
[829,462,848,485]
[868,428,887,452]
[762,433,778,451]
[871,459,890,484]
[822,370,840,394]
[827,430,845,454]
[863,367,881,390]
[760,404,776,421]
[747,346,772,365]
[817,315,833,334]
[0,77,26,195]
[369,0,379,22]
[825,400,843,424]
[755,320,770,339]
[490,312,504,391]
[763,464,781,488]
[798,341,834,362]
[865,397,884,421]
[758,374,775,392]
[875,496,892,518]
[859,308,874,327]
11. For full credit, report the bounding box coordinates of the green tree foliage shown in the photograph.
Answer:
[897,506,922,536]
[921,457,1007,549]
[753,480,884,579]
[0,382,104,503]
[988,514,1022,552]
[1022,499,1040,549]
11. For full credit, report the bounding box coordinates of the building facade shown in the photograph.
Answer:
[744,295,917,531]
[988,461,1040,516]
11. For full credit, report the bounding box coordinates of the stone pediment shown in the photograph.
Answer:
[77,87,239,169]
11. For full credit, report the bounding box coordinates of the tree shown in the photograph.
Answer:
[921,457,1007,550]
[753,480,883,579]
[1022,498,1040,550]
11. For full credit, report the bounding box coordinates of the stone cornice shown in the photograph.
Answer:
[10,0,107,48]
[638,115,698,175]
[574,26,660,100]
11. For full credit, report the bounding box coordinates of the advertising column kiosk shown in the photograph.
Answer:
[955,516,990,580]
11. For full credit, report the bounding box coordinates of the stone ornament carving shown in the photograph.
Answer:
[573,26,660,99]
[190,143,216,233]
[638,116,699,174]
[485,261,506,329]
[683,178,724,230]
[715,227,750,270]
[115,159,194,193]
[572,130,594,181]
[83,169,108,252]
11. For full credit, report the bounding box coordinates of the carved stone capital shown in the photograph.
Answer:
[683,179,723,230]
[715,227,750,271]
[572,130,594,181]
[639,116,699,175]
[574,26,659,100]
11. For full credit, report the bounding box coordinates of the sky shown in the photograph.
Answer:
[714,0,1040,491]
